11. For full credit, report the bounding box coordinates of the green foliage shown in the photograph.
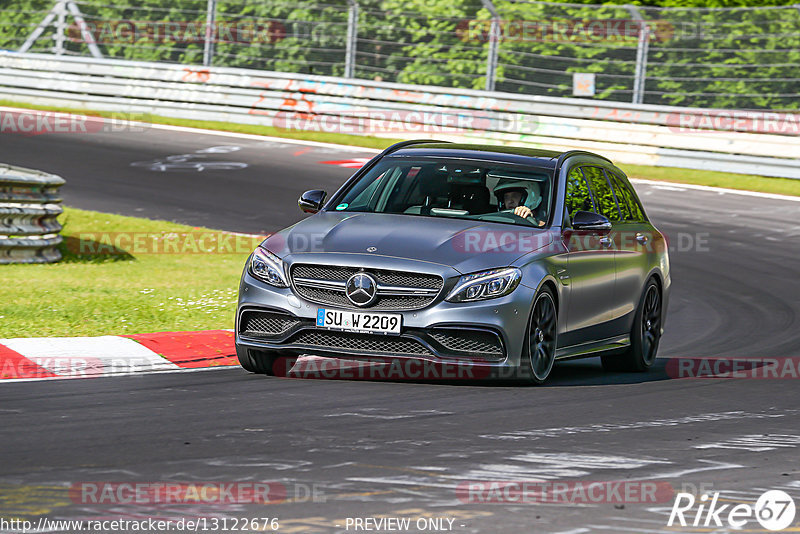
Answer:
[1,0,797,108]
[357,0,488,88]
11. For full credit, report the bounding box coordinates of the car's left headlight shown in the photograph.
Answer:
[249,246,289,288]
[446,267,522,303]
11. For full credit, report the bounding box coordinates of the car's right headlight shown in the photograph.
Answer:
[249,247,289,288]
[446,267,522,303]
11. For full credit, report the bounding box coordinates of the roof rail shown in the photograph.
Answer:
[382,139,450,156]
[556,150,612,166]
[554,150,613,175]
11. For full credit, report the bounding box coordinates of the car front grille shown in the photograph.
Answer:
[239,310,303,338]
[290,264,443,311]
[429,328,504,359]
[288,330,433,356]
[292,265,442,289]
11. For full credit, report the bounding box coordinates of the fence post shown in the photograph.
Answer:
[19,0,102,57]
[203,0,217,67]
[344,0,358,78]
[626,4,649,105]
[53,0,67,55]
[480,0,500,92]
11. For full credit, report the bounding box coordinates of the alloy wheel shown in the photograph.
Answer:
[641,284,662,365]
[528,291,557,381]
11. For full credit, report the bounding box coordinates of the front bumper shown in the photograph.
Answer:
[236,270,536,369]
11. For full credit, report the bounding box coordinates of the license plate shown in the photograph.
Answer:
[316,308,402,335]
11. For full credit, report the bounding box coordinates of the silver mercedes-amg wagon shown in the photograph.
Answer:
[235,141,670,383]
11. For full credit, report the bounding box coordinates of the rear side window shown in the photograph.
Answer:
[565,167,595,219]
[581,166,621,222]
[608,172,647,222]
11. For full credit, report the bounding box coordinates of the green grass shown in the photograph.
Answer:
[0,207,260,338]
[3,100,799,196]
[620,164,800,197]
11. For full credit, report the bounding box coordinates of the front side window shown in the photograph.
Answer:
[581,166,621,222]
[332,157,553,228]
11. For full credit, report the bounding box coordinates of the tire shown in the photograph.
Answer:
[601,279,662,372]
[236,344,295,377]
[520,286,558,384]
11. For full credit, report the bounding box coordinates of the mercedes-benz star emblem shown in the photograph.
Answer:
[345,273,378,307]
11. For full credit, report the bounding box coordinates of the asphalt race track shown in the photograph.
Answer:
[1,125,799,533]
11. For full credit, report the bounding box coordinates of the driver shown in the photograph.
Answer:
[493,179,544,226]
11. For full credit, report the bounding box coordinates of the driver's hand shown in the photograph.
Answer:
[513,206,533,219]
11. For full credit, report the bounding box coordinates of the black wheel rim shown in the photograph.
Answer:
[528,292,557,380]
[641,285,662,365]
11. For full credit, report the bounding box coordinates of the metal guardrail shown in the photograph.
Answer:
[4,0,800,110]
[0,52,798,179]
[0,163,64,264]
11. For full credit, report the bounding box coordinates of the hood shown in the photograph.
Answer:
[262,212,554,274]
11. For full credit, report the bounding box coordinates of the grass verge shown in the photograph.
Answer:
[620,163,800,197]
[0,207,259,338]
[2,99,798,197]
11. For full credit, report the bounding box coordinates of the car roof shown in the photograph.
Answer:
[387,142,609,170]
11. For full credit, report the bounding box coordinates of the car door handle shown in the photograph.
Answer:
[635,233,648,244]
[599,237,613,248]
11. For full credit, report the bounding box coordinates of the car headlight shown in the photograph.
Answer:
[249,247,289,288]
[446,267,522,303]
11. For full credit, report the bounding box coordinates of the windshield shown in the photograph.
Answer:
[331,157,553,227]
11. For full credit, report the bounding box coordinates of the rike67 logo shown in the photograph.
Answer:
[668,490,796,531]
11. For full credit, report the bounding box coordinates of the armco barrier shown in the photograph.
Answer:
[0,163,64,264]
[0,52,798,178]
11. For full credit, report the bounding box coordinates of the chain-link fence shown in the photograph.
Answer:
[2,0,799,109]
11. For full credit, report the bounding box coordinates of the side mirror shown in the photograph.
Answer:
[298,190,327,214]
[571,211,611,232]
